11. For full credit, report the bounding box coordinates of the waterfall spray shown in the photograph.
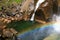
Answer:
[52,14,60,33]
[30,0,45,21]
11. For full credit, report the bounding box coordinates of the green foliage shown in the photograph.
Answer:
[15,0,22,3]
[0,0,22,10]
[0,6,2,10]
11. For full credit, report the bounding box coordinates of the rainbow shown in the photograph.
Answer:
[17,22,54,39]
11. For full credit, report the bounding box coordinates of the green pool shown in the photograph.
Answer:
[7,20,39,32]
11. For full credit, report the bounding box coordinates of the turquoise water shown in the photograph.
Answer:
[6,20,60,40]
[17,24,54,40]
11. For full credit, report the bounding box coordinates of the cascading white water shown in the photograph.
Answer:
[53,14,60,33]
[30,0,45,21]
[34,0,45,12]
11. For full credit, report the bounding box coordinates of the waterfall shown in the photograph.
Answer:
[53,14,60,33]
[30,0,45,21]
